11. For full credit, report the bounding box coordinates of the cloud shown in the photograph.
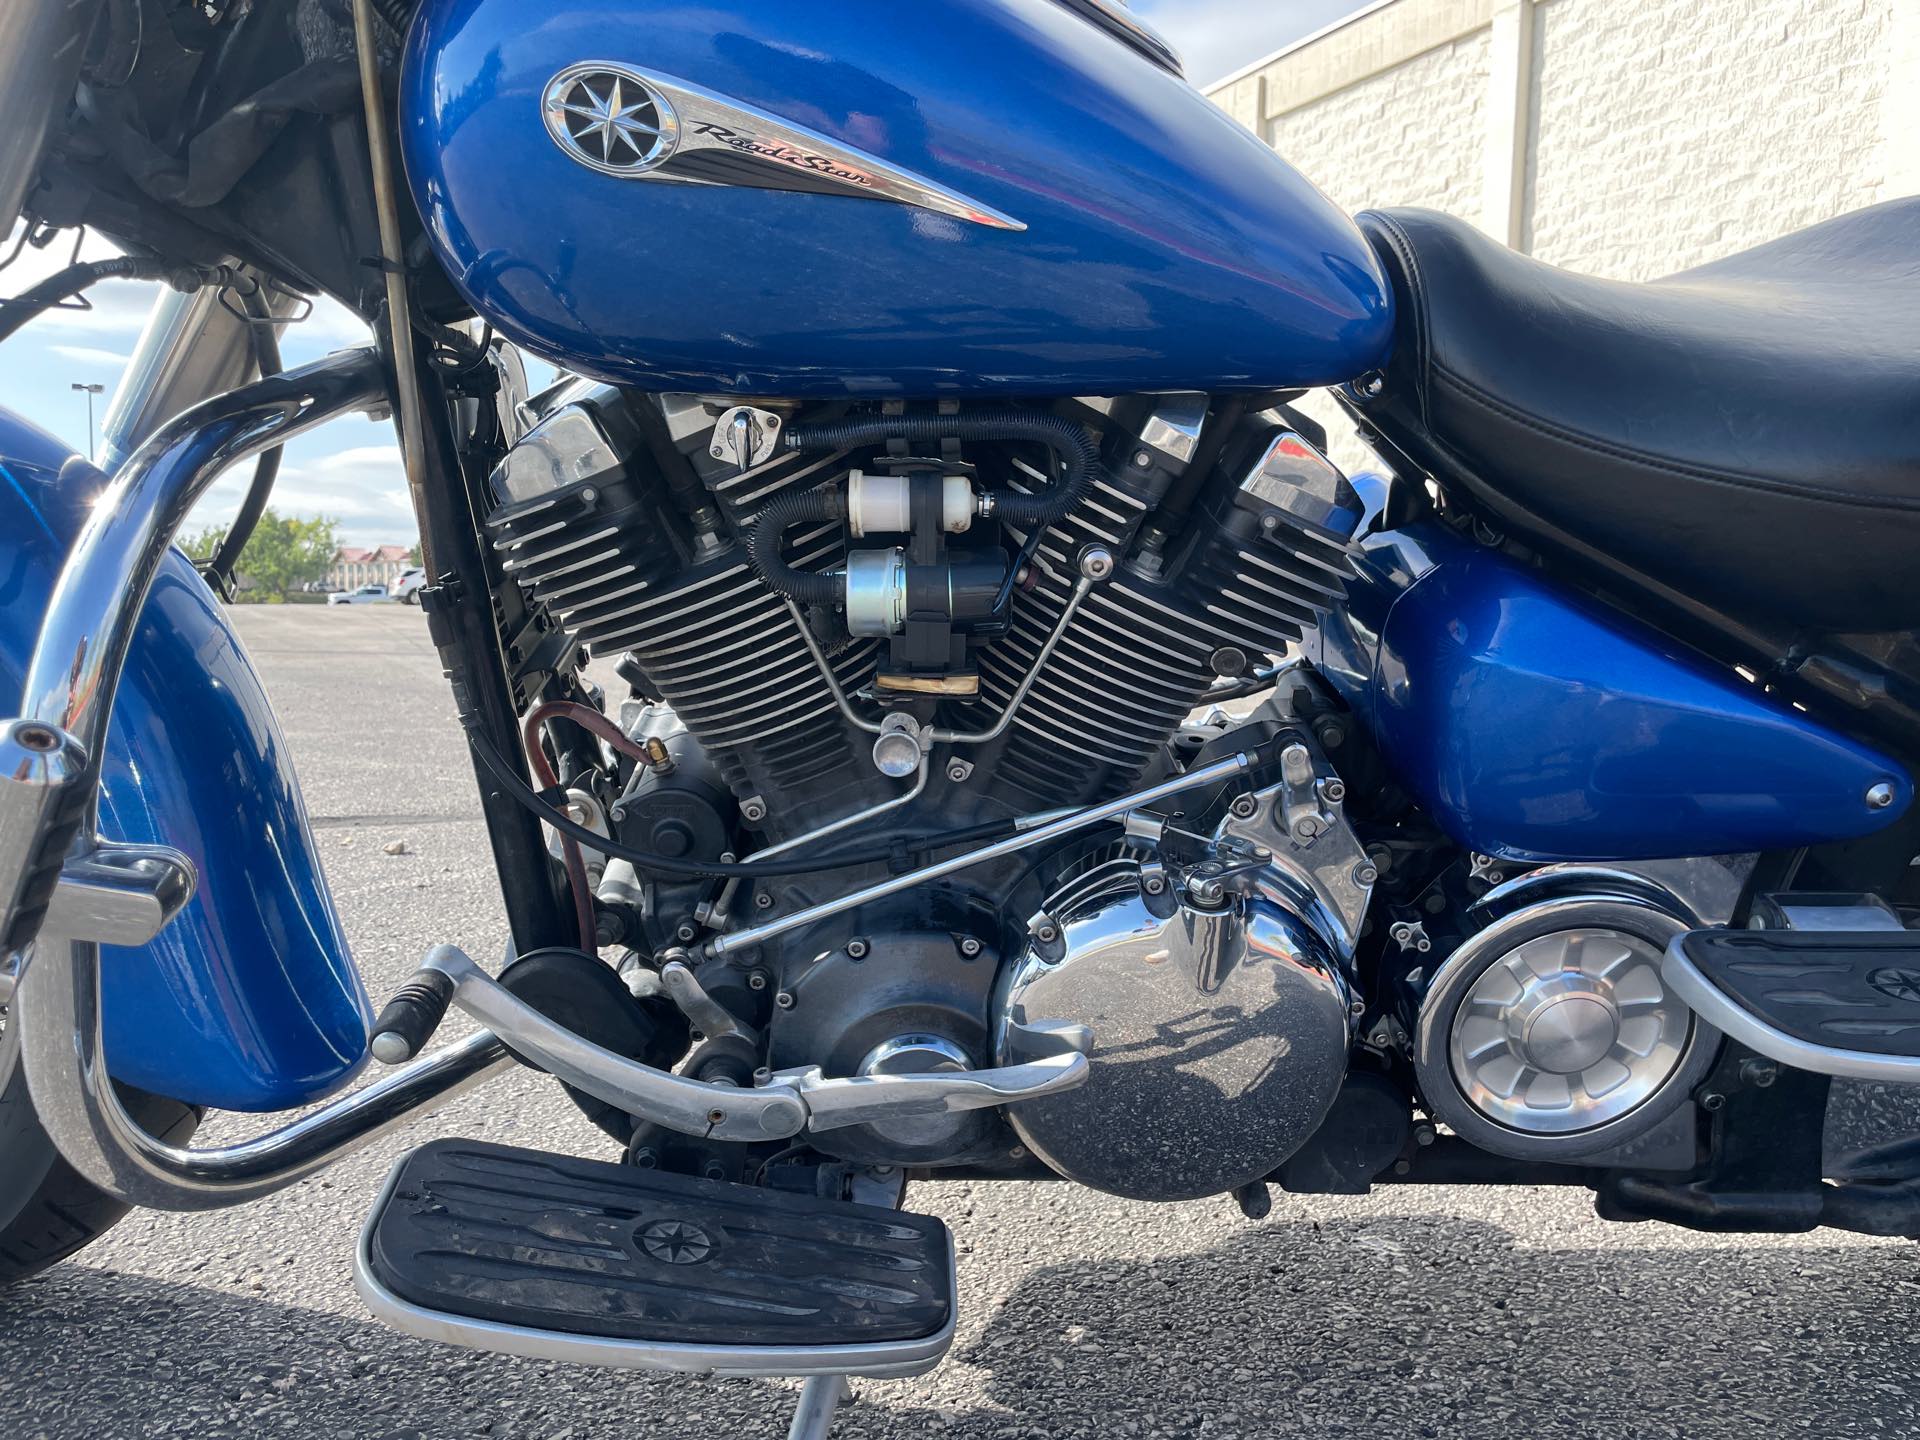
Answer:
[50,344,132,370]
[182,438,420,549]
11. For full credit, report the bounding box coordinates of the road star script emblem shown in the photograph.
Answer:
[541,62,1024,231]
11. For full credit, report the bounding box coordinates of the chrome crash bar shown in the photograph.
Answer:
[0,350,521,1212]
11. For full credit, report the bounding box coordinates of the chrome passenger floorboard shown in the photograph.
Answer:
[1664,926,1920,1083]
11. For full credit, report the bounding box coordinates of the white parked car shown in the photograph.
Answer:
[327,583,392,606]
[391,566,426,604]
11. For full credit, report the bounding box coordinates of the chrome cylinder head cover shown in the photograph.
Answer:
[1414,895,1721,1160]
[994,848,1354,1201]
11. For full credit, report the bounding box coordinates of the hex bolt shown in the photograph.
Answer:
[1314,718,1347,750]
[1414,1124,1436,1147]
[746,971,768,991]
[675,921,697,943]
[846,937,870,960]
[754,891,775,911]
[631,1147,659,1169]
[1229,794,1259,819]
[1866,781,1896,809]
[959,936,983,958]
[946,758,974,784]
[1352,862,1380,886]
[1035,922,1059,944]
[775,991,796,1010]
[1142,874,1167,895]
[740,797,767,823]
[1700,1091,1727,1112]
[1079,545,1115,581]
[1321,779,1347,805]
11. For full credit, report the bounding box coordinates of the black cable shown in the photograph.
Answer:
[782,409,1099,530]
[202,288,286,593]
[0,256,212,345]
[466,727,1021,879]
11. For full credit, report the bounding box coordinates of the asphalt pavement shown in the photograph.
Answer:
[3,606,1917,1440]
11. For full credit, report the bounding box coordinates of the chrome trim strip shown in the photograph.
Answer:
[1661,937,1920,1085]
[546,62,1027,232]
[353,1153,959,1380]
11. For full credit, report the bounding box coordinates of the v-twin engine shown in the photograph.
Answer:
[483,382,1377,1193]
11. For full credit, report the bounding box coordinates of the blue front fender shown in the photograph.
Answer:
[2,404,370,1111]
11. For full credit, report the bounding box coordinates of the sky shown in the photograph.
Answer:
[0,2,1364,550]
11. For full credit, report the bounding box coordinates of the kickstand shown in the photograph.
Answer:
[786,1375,853,1440]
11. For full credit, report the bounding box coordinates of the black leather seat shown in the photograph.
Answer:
[1355,201,1920,631]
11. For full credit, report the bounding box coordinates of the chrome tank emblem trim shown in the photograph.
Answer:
[541,62,1026,231]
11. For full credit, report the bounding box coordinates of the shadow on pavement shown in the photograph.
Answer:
[1,1213,1915,1440]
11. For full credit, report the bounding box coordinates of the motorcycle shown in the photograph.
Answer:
[1,1,1916,1434]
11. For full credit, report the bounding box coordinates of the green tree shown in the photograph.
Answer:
[181,509,340,602]
[408,541,422,566]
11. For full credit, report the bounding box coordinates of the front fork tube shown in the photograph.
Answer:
[400,345,573,956]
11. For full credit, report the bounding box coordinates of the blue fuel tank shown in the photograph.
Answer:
[399,0,1393,396]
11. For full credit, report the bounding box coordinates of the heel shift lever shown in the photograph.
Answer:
[373,944,1090,1142]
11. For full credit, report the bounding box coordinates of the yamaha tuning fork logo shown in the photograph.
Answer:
[543,65,681,175]
[537,60,1026,230]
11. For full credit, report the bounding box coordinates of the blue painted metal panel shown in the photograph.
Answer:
[1318,524,1913,863]
[0,406,369,1111]
[399,0,1394,397]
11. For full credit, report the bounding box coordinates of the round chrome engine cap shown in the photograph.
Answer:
[1449,928,1689,1134]
[1414,896,1722,1160]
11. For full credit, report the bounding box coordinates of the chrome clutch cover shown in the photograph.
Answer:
[994,857,1352,1201]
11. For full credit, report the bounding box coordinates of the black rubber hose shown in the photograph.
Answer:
[203,289,286,593]
[0,256,206,345]
[782,409,1099,530]
[743,484,844,606]
[467,726,1021,879]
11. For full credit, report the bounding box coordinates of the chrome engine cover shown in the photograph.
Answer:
[994,859,1353,1202]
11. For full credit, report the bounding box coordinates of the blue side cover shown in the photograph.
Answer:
[1,408,369,1111]
[1318,523,1913,863]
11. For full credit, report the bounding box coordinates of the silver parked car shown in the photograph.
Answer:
[326,583,392,606]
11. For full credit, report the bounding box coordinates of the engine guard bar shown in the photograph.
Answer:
[0,347,522,1213]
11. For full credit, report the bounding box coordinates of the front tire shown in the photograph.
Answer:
[0,1035,197,1285]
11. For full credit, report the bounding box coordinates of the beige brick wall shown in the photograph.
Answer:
[1530,0,1898,278]
[1212,0,1912,281]
[1270,29,1491,218]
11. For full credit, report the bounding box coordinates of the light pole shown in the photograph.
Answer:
[71,382,104,463]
